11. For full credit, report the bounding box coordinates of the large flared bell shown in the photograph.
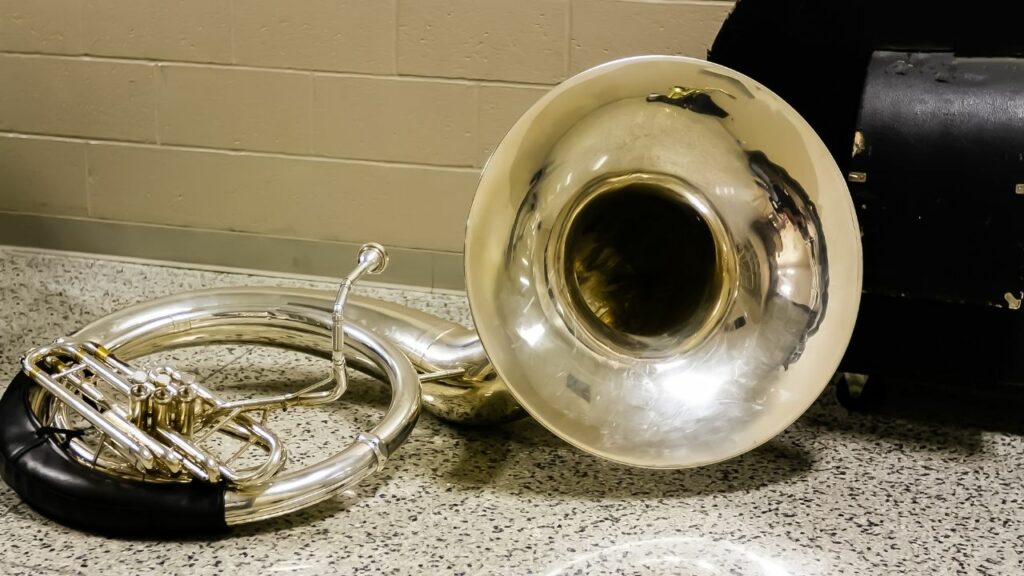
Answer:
[465,56,862,468]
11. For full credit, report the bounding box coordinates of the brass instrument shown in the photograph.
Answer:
[0,55,861,533]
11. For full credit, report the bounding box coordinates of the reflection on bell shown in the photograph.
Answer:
[465,56,862,468]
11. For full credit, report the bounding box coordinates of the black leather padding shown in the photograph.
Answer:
[0,372,228,536]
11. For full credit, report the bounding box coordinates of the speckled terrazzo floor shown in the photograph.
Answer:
[1,246,1022,575]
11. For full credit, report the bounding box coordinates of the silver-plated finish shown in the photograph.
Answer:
[208,245,390,418]
[337,295,525,424]
[175,384,198,436]
[24,292,422,522]
[16,57,862,530]
[58,56,858,470]
[465,55,862,467]
[222,321,419,524]
[128,384,150,429]
[151,387,173,430]
[24,341,284,483]
[329,242,388,401]
[355,432,388,473]
[23,348,159,470]
[21,247,423,524]
[547,171,737,358]
[73,290,421,524]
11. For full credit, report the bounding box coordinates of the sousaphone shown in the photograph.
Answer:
[0,56,861,534]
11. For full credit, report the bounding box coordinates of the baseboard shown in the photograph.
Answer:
[0,212,466,291]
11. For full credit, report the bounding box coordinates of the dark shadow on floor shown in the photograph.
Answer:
[436,417,815,500]
[797,379,1024,458]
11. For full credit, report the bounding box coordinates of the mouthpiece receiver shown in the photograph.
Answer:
[358,242,389,275]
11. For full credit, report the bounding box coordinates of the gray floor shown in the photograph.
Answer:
[0,247,1021,575]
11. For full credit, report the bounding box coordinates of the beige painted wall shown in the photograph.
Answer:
[0,0,733,261]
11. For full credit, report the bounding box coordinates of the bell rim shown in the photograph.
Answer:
[464,54,863,468]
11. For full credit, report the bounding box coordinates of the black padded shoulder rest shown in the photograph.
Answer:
[0,372,227,536]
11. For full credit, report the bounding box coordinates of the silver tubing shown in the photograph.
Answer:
[76,286,522,425]
[22,356,156,469]
[221,322,418,524]
[53,287,421,525]
[355,432,388,473]
[20,244,420,524]
[329,243,389,403]
[201,244,392,417]
[175,384,198,436]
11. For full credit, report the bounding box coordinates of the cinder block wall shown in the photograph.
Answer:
[0,0,733,286]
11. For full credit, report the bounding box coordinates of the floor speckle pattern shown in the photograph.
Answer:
[0,247,1021,575]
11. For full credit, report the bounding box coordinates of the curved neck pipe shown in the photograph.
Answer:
[76,287,522,425]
